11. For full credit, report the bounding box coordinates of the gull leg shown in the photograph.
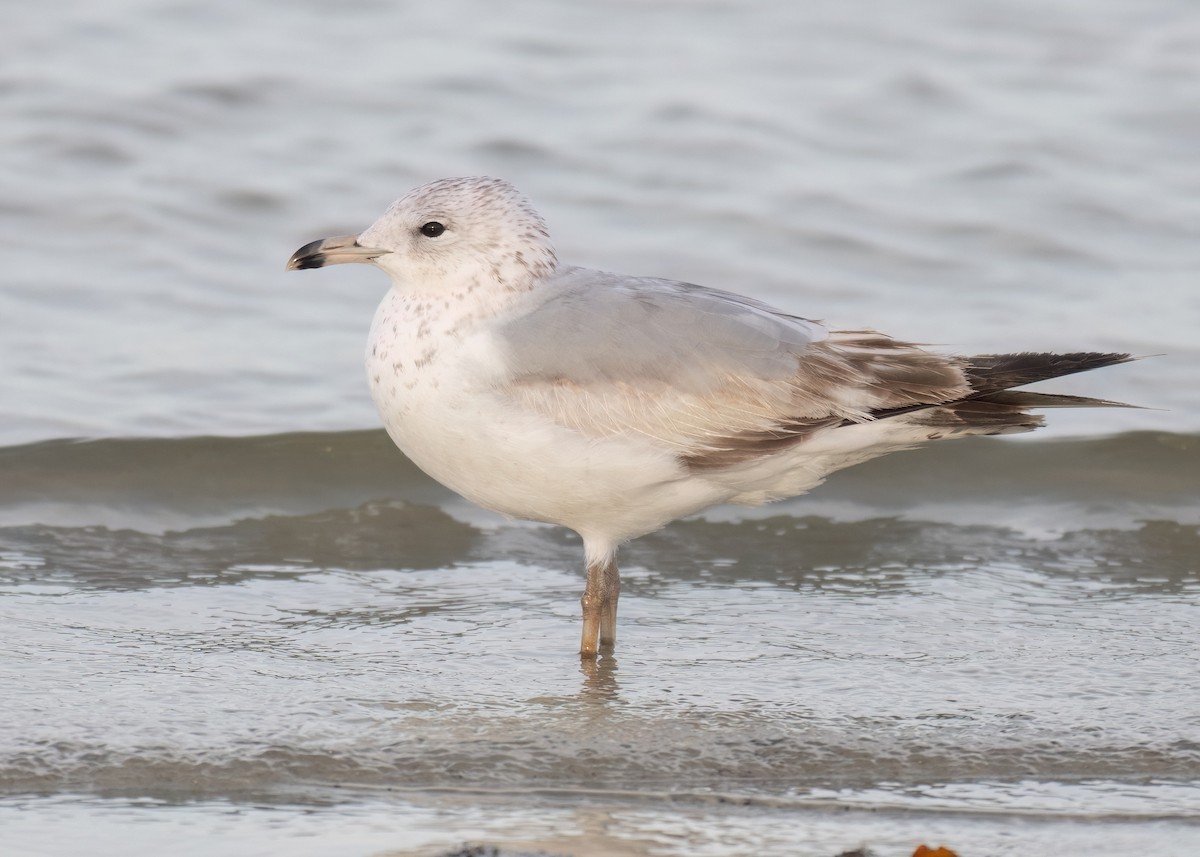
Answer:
[580,544,618,659]
[598,557,620,653]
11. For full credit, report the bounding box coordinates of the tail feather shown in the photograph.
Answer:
[962,352,1134,396]
[873,351,1134,437]
[972,390,1132,409]
[916,397,1045,436]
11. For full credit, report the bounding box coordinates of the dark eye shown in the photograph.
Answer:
[419,221,445,238]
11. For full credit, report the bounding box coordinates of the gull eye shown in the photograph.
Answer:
[419,221,446,238]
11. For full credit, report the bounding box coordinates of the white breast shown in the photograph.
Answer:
[364,289,723,544]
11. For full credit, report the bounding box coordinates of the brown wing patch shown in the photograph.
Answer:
[508,333,1132,473]
[681,333,971,471]
[679,346,1132,472]
[909,397,1046,437]
[681,415,844,470]
[810,331,970,414]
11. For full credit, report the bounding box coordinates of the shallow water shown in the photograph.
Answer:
[5,0,1200,854]
[3,431,1199,855]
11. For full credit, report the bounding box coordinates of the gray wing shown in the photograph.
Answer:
[501,267,826,389]
[497,266,970,465]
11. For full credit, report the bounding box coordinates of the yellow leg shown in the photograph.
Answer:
[580,554,619,658]
[598,558,620,653]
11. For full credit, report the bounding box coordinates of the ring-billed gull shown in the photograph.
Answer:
[287,177,1131,658]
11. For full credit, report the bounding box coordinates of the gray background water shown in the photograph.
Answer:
[5,0,1199,445]
[3,1,1199,855]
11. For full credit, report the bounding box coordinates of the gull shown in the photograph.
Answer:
[287,177,1131,658]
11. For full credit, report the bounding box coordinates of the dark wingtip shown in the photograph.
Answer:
[964,351,1135,396]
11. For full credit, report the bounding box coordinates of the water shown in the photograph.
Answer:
[4,0,1200,854]
[3,431,1198,855]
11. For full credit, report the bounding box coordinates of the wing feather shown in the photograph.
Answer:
[496,268,971,467]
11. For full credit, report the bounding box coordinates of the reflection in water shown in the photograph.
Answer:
[580,655,620,702]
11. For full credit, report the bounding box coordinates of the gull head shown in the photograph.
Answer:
[287,177,558,294]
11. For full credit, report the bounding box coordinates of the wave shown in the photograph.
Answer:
[0,429,1195,532]
[1,429,1196,598]
[3,726,1197,807]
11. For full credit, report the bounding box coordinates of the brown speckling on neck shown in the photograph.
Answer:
[414,345,439,369]
[445,311,479,337]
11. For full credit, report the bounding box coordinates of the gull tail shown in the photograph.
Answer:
[962,351,1135,397]
[885,351,1136,437]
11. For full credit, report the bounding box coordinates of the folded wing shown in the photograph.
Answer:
[496,268,976,467]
